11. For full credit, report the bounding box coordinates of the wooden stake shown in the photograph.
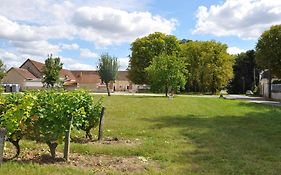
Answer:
[98,107,105,142]
[64,116,73,161]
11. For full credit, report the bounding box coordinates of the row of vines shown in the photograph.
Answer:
[0,90,103,160]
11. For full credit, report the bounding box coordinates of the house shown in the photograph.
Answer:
[71,70,101,91]
[259,70,281,100]
[71,70,136,92]
[1,67,42,91]
[20,59,76,80]
[1,58,139,93]
[113,71,139,92]
[1,59,77,90]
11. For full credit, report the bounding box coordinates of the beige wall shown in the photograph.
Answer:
[1,69,25,89]
[113,81,130,91]
[21,61,42,78]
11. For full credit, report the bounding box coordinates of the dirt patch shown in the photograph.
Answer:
[72,136,141,146]
[3,148,156,174]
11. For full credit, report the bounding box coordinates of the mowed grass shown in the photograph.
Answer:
[1,95,281,175]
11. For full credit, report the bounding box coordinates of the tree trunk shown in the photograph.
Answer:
[8,138,20,159]
[106,83,111,96]
[268,68,272,98]
[85,130,92,140]
[165,85,168,97]
[64,116,73,161]
[47,141,58,159]
[98,107,106,142]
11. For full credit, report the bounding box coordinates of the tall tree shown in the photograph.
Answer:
[256,25,281,98]
[227,50,259,94]
[42,55,63,88]
[145,53,187,97]
[180,41,234,94]
[128,32,180,84]
[0,59,6,80]
[98,53,119,96]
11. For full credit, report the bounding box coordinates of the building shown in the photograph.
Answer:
[259,70,281,100]
[1,59,77,90]
[71,70,101,91]
[72,70,137,92]
[1,67,42,91]
[1,58,137,93]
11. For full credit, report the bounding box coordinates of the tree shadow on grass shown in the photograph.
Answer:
[143,104,281,175]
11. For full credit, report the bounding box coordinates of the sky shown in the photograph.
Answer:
[1,0,281,70]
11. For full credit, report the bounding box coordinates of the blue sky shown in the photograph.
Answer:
[0,0,280,70]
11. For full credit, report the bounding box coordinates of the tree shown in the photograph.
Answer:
[227,50,259,94]
[256,25,281,98]
[128,32,180,84]
[145,53,187,97]
[0,59,6,80]
[42,55,63,88]
[180,41,233,94]
[98,53,119,96]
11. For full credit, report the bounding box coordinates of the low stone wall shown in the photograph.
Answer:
[272,92,281,100]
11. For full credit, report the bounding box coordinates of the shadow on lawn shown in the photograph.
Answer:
[143,104,281,175]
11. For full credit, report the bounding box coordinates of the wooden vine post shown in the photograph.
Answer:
[98,107,106,142]
[0,128,6,164]
[64,116,73,161]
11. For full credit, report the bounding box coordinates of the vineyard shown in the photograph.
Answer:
[0,90,103,160]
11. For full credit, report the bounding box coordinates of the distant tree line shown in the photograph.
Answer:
[128,32,234,95]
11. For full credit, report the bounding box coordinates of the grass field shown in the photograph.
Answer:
[1,95,281,174]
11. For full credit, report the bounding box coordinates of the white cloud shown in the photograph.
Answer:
[80,48,98,58]
[60,43,80,50]
[0,50,21,68]
[66,63,96,70]
[194,0,281,39]
[227,47,246,55]
[12,41,60,57]
[0,0,177,70]
[0,15,41,41]
[72,6,177,46]
[118,57,129,71]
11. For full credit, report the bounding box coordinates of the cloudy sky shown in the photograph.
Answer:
[1,0,281,70]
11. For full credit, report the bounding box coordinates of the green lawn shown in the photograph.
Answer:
[1,95,281,174]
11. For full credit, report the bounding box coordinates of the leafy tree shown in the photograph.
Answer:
[145,53,187,97]
[256,25,281,98]
[227,50,259,94]
[98,53,119,96]
[0,59,6,80]
[128,32,180,84]
[42,55,63,88]
[181,41,233,94]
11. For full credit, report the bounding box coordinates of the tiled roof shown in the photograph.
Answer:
[12,67,37,80]
[116,71,129,81]
[71,71,101,84]
[24,59,76,80]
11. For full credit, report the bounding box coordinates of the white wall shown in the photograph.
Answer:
[23,80,43,90]
[272,93,281,100]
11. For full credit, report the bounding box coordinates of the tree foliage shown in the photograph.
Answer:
[42,55,63,88]
[256,25,281,77]
[227,50,259,94]
[98,53,119,96]
[181,41,234,93]
[256,25,281,98]
[128,32,181,84]
[145,54,187,96]
[0,59,6,80]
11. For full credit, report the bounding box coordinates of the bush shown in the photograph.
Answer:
[0,90,103,159]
